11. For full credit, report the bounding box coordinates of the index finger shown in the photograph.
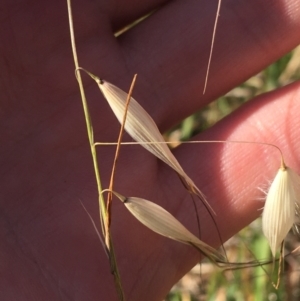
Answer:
[115,0,300,130]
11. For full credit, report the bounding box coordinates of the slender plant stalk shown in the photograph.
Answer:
[66,0,125,299]
[274,241,284,289]
[67,0,106,226]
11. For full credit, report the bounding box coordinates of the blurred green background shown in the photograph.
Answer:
[164,46,300,301]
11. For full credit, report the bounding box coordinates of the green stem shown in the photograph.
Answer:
[67,1,125,300]
[67,0,106,228]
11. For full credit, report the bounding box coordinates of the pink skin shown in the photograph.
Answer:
[1,0,300,300]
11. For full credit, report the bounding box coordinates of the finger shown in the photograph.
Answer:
[123,81,300,301]
[0,0,167,94]
[172,81,300,248]
[117,0,300,130]
[104,83,300,301]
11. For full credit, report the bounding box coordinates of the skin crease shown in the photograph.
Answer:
[1,0,300,300]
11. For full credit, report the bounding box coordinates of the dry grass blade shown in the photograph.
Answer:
[113,192,226,263]
[82,71,215,213]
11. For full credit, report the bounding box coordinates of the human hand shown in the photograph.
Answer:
[1,0,300,300]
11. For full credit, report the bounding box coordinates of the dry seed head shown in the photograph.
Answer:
[98,80,190,174]
[95,78,214,212]
[262,166,300,257]
[114,192,226,263]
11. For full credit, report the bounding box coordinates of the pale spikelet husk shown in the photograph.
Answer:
[95,79,213,211]
[262,167,300,257]
[114,192,225,263]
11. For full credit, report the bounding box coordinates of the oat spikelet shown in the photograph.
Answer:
[262,165,300,257]
[93,77,214,212]
[114,192,225,263]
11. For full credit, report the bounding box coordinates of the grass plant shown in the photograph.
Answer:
[67,0,300,299]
